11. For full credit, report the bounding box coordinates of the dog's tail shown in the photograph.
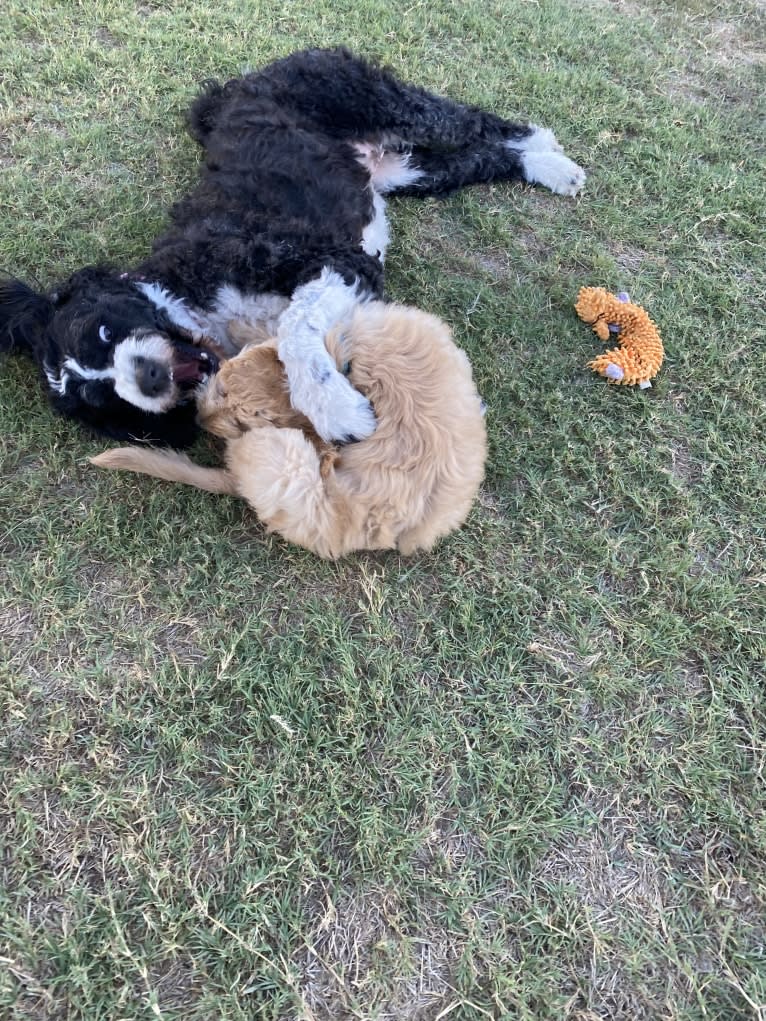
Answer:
[90,447,238,496]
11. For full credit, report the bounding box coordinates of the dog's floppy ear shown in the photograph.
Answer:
[0,276,55,359]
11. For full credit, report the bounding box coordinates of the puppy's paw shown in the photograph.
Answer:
[521,150,586,196]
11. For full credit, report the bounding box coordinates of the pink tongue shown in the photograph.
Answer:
[173,357,203,384]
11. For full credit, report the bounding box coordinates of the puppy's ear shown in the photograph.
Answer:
[200,408,246,440]
[197,377,237,438]
[0,277,55,359]
[240,343,282,373]
[197,374,228,413]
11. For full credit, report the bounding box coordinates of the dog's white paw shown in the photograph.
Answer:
[321,376,377,443]
[286,270,361,332]
[507,125,586,196]
[278,269,375,442]
[288,357,376,443]
[521,150,586,196]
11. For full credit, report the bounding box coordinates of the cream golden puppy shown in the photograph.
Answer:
[92,300,487,559]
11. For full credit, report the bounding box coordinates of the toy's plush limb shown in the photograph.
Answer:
[588,336,663,387]
[589,351,634,385]
[593,320,611,341]
[603,362,625,381]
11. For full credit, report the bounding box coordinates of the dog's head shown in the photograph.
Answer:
[0,267,219,444]
[197,340,312,439]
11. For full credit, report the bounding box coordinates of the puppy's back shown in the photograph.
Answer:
[335,302,486,552]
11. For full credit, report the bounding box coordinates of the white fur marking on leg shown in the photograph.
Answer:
[361,191,391,261]
[507,124,586,196]
[278,270,376,442]
[520,151,586,196]
[516,125,564,153]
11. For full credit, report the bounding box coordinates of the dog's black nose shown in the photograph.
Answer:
[135,356,171,397]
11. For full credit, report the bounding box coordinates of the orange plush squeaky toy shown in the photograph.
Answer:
[574,287,664,389]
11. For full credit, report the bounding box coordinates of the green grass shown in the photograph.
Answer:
[1,1,765,1018]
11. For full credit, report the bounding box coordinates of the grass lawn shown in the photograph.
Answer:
[1,1,765,1018]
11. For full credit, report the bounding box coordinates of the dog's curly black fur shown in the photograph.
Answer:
[0,47,585,446]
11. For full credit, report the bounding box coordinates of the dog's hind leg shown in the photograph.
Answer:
[369,139,585,198]
[261,48,585,193]
[255,48,526,148]
[196,49,585,197]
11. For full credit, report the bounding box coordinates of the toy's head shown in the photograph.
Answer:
[575,287,630,340]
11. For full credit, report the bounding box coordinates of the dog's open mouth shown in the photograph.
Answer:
[172,344,219,388]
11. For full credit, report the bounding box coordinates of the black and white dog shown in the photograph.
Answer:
[0,47,585,447]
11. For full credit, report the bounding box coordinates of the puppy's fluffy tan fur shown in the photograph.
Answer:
[92,300,487,559]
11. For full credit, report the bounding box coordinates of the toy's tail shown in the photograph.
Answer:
[90,448,238,495]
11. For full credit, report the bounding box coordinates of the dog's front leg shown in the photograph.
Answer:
[277,270,376,443]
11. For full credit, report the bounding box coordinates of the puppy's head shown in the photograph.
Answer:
[198,341,310,439]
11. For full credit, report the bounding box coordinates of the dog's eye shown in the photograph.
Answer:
[98,325,113,345]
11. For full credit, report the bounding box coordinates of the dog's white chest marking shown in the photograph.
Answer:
[139,280,290,354]
[206,287,289,353]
